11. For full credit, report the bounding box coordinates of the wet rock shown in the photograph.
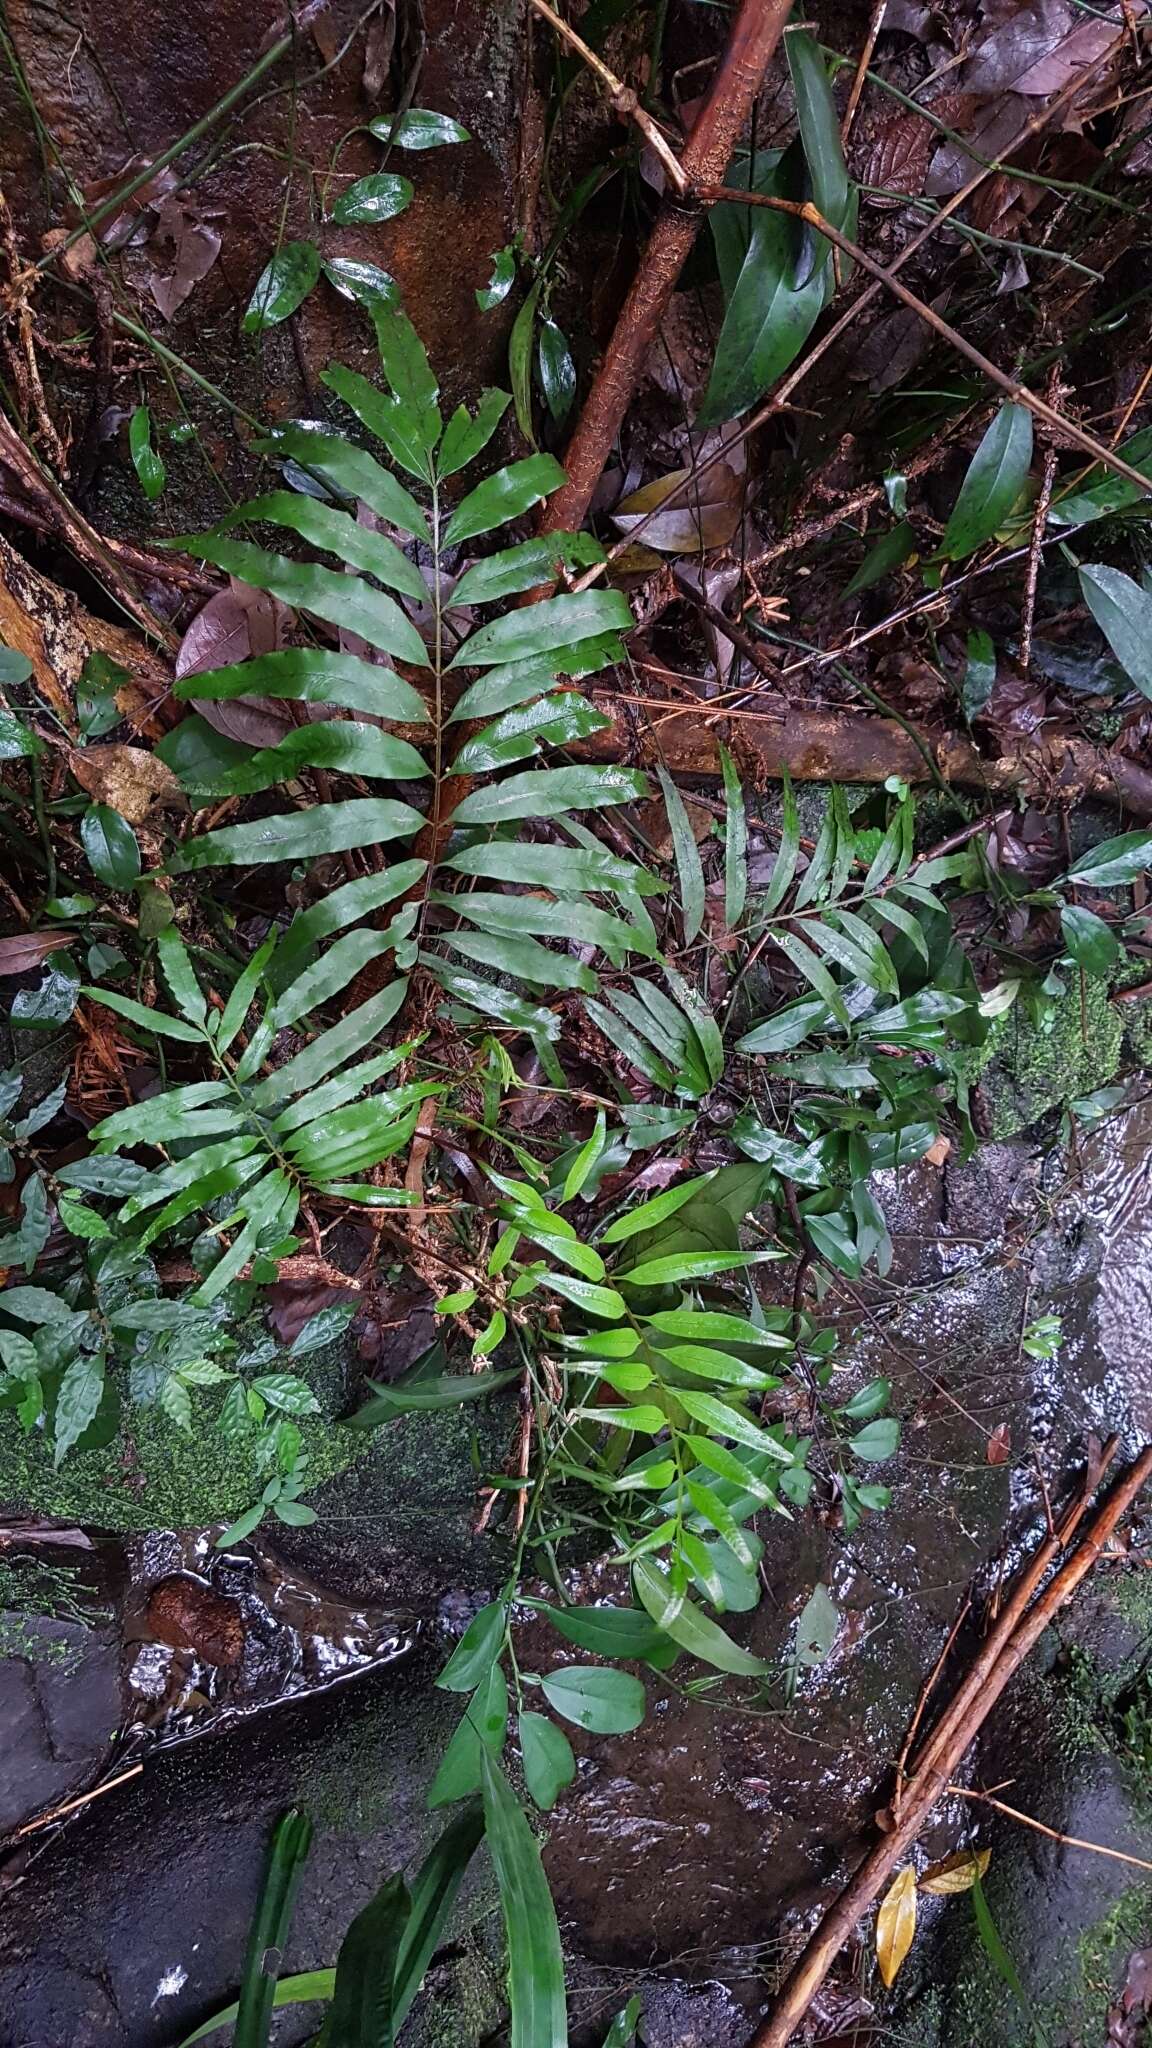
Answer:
[0,1613,120,1835]
[638,1978,766,2047]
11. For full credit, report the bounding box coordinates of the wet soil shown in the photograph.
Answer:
[2,1094,1151,2046]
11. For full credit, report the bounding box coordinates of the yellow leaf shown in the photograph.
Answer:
[876,1865,917,1987]
[919,1847,991,1896]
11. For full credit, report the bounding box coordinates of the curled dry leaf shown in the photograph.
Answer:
[69,744,186,824]
[611,447,746,556]
[177,579,294,746]
[920,1846,992,1895]
[986,1423,1012,1466]
[0,931,76,976]
[876,1864,917,1987]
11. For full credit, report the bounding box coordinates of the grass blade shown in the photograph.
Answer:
[657,763,705,944]
[234,1808,313,2048]
[480,1752,568,2048]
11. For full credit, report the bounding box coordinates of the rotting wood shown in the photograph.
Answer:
[540,0,794,540]
[746,1440,1152,2048]
[0,532,175,736]
[574,699,1152,820]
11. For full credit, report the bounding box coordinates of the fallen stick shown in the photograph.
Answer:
[11,1762,144,1840]
[949,1784,1152,1877]
[540,0,793,539]
[574,700,1152,821]
[746,1442,1152,2048]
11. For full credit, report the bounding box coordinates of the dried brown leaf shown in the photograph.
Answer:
[986,1424,1012,1467]
[920,1847,991,1895]
[0,932,76,976]
[69,745,186,825]
[876,1865,917,1986]
[147,196,223,321]
[612,457,745,555]
[178,580,294,747]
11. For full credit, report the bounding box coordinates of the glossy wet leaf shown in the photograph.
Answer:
[941,405,1033,559]
[428,1667,509,1807]
[213,489,427,600]
[451,764,645,825]
[81,803,140,888]
[176,646,427,724]
[719,742,747,929]
[1065,830,1152,887]
[177,531,429,665]
[787,29,855,273]
[437,1600,507,1692]
[233,1808,313,2048]
[536,1603,665,1659]
[538,1665,645,1735]
[518,1712,576,1811]
[438,387,513,475]
[477,244,516,311]
[394,1804,486,2029]
[538,319,576,426]
[698,144,830,424]
[331,172,413,224]
[129,406,166,500]
[371,108,471,149]
[173,797,421,870]
[632,1558,769,1676]
[451,587,631,668]
[323,257,397,306]
[1078,562,1152,698]
[446,454,566,545]
[876,1866,917,1986]
[657,763,705,943]
[249,424,432,540]
[480,1751,569,2048]
[451,531,603,606]
[325,1870,409,2047]
[849,1417,900,1462]
[243,240,321,331]
[1061,903,1119,975]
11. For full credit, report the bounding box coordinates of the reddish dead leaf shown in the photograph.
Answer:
[143,1574,245,1666]
[924,1135,952,1167]
[0,932,76,976]
[987,1424,1012,1466]
[177,579,294,747]
[147,196,223,321]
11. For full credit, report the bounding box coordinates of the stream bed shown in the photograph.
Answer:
[2,1094,1151,2048]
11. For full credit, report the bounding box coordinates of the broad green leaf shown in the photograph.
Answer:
[562,1109,607,1201]
[698,144,830,425]
[843,520,916,596]
[737,996,833,1054]
[370,303,440,427]
[449,638,621,719]
[541,1274,626,1318]
[657,763,705,944]
[348,1368,519,1425]
[477,245,517,311]
[428,1669,509,1808]
[322,362,433,480]
[1061,903,1119,975]
[437,1601,507,1692]
[518,1712,577,1811]
[129,406,166,499]
[275,862,426,973]
[599,1171,716,1244]
[443,841,659,897]
[449,692,608,774]
[371,108,471,149]
[769,929,850,1025]
[438,388,512,476]
[212,489,427,600]
[441,929,597,994]
[81,804,140,888]
[538,318,576,427]
[451,765,646,825]
[451,532,604,606]
[249,982,407,1108]
[174,533,429,666]
[538,1665,646,1734]
[632,1558,769,1676]
[787,29,855,270]
[535,1603,665,1658]
[323,257,397,306]
[447,891,654,964]
[84,987,205,1045]
[450,588,632,667]
[618,1249,771,1287]
[849,1416,901,1461]
[331,171,413,223]
[445,454,566,545]
[216,937,275,1052]
[250,425,431,541]
[173,646,428,724]
[1078,563,1152,697]
[325,1871,409,2048]
[645,1309,791,1347]
[277,918,415,1028]
[603,1998,643,2047]
[172,798,421,869]
[657,1345,779,1391]
[719,742,747,929]
[1065,830,1152,887]
[675,1390,795,1463]
[962,628,997,718]
[243,240,321,331]
[480,1753,568,2048]
[941,405,1033,559]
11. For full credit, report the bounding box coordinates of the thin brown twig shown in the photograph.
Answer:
[950,1784,1152,1875]
[1020,440,1059,680]
[892,1595,971,1823]
[12,1763,144,1839]
[527,0,689,193]
[839,0,887,145]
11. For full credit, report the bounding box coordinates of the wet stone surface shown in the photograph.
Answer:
[1,1095,1151,2044]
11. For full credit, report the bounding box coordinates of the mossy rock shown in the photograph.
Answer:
[958,974,1133,1139]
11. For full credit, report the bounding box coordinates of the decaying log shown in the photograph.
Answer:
[577,698,1152,820]
[0,531,174,735]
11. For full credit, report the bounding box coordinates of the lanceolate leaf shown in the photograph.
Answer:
[175,647,428,723]
[632,1559,769,1676]
[450,589,632,667]
[719,742,747,929]
[941,405,1033,560]
[480,1753,569,2048]
[174,533,430,666]
[698,143,830,425]
[445,454,566,544]
[1078,562,1152,698]
[212,490,427,600]
[172,798,422,869]
[325,1872,410,2048]
[657,763,705,943]
[787,29,855,272]
[451,532,604,606]
[451,765,646,824]
[250,425,432,540]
